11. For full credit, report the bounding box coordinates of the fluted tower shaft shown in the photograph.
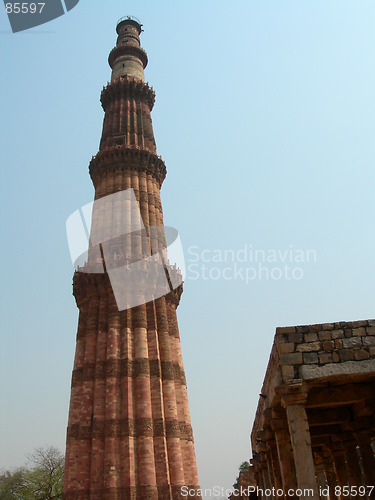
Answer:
[63,17,201,500]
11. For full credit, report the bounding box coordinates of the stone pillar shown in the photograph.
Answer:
[342,437,363,488]
[266,452,275,491]
[282,386,319,500]
[272,408,298,500]
[322,449,339,500]
[314,458,329,500]
[354,430,375,486]
[260,453,271,500]
[331,444,350,490]
[258,472,265,500]
[268,439,283,491]
[252,455,264,500]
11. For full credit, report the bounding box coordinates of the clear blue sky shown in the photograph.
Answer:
[1,0,375,495]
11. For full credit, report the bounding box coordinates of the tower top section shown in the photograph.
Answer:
[109,16,148,82]
[116,16,142,35]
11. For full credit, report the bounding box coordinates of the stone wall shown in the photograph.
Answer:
[276,319,375,383]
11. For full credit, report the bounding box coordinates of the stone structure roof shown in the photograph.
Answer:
[250,318,375,498]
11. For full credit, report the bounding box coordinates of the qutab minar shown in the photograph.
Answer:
[63,17,201,499]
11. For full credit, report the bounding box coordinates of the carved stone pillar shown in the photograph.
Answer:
[282,385,319,500]
[272,408,298,500]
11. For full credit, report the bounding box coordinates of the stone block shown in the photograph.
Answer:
[322,341,334,352]
[363,337,375,347]
[339,349,355,361]
[346,320,368,328]
[281,365,295,382]
[331,330,344,339]
[303,353,319,364]
[276,326,296,335]
[278,342,295,354]
[368,320,375,327]
[352,327,366,337]
[305,332,318,342]
[342,337,362,349]
[319,352,332,364]
[308,324,324,332]
[332,351,340,362]
[318,331,332,341]
[321,323,334,330]
[335,339,343,349]
[366,326,375,336]
[280,352,303,365]
[343,328,353,338]
[287,333,303,343]
[322,340,335,352]
[276,333,289,344]
[296,326,309,333]
[369,347,375,356]
[300,359,375,380]
[354,349,370,361]
[296,342,321,353]
[334,322,347,329]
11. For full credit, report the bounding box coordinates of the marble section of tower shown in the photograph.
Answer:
[63,17,201,500]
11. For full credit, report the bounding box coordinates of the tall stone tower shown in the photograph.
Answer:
[63,17,201,500]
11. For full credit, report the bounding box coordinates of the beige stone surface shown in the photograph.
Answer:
[300,358,375,380]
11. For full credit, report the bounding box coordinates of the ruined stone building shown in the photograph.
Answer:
[63,17,200,499]
[229,468,258,500]
[250,319,375,499]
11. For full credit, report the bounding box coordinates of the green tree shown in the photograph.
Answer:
[0,467,30,499]
[239,461,250,472]
[0,446,64,500]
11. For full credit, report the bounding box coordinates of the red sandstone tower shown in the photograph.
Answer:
[63,17,201,499]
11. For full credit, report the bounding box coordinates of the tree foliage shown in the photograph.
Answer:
[0,446,64,500]
[239,460,250,472]
[232,460,251,490]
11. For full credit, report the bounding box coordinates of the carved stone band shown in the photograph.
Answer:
[72,359,186,386]
[67,418,194,441]
[101,76,155,111]
[89,147,166,187]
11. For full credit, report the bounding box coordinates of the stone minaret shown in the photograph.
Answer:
[63,17,201,500]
